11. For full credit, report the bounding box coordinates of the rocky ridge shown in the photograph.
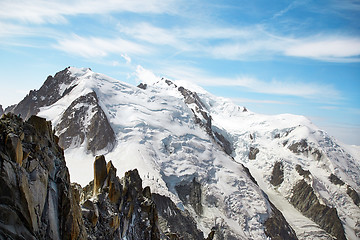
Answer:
[0,113,86,240]
[8,67,115,155]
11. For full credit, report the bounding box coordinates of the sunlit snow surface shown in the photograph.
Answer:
[38,67,360,239]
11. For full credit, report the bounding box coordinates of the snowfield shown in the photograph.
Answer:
[38,67,360,239]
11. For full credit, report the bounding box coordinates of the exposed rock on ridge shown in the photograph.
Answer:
[0,113,86,240]
[152,193,205,240]
[80,156,160,240]
[8,67,76,119]
[270,161,284,186]
[55,91,115,155]
[290,179,346,240]
[177,84,233,156]
[175,178,203,216]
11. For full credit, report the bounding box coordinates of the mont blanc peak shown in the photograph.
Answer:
[4,67,360,240]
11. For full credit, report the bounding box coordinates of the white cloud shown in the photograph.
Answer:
[121,54,131,64]
[117,21,360,63]
[0,0,176,24]
[159,64,341,100]
[53,34,150,58]
[285,38,360,61]
[135,65,160,84]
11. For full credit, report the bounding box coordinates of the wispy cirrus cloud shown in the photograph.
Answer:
[116,21,360,63]
[53,34,151,58]
[285,37,360,62]
[0,0,177,24]
[156,64,341,101]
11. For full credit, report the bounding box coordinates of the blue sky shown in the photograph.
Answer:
[0,0,359,145]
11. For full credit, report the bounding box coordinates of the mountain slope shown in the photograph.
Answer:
[9,67,360,239]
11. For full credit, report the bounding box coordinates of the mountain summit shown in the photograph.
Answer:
[6,67,360,239]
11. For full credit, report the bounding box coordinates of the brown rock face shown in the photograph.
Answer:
[93,155,107,195]
[0,113,87,240]
[5,133,23,165]
[81,156,160,240]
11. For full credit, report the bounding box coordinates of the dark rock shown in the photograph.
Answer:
[214,131,233,155]
[288,139,322,160]
[0,113,87,240]
[178,87,205,109]
[270,161,284,186]
[55,91,115,155]
[290,180,345,240]
[295,165,311,178]
[4,104,16,114]
[347,185,360,207]
[165,79,177,87]
[242,164,258,185]
[152,193,204,239]
[137,83,147,90]
[264,200,298,240]
[329,174,345,186]
[82,200,99,227]
[274,133,280,138]
[248,147,259,160]
[0,105,3,116]
[175,178,203,215]
[242,107,248,112]
[9,67,76,120]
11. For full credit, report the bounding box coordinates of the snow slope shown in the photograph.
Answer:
[198,91,360,239]
[38,67,274,239]
[37,67,360,239]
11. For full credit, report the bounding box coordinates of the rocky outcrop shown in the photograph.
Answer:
[214,131,233,156]
[9,67,77,119]
[175,178,203,216]
[347,185,360,207]
[270,161,284,186]
[152,193,205,240]
[93,155,107,195]
[177,85,234,156]
[290,179,345,240]
[7,68,116,155]
[265,201,298,240]
[249,146,259,160]
[288,139,322,161]
[55,91,115,155]
[295,164,311,178]
[0,105,3,116]
[329,173,345,186]
[0,113,86,240]
[137,83,147,90]
[80,156,160,240]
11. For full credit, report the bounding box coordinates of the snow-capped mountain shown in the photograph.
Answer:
[7,67,360,239]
